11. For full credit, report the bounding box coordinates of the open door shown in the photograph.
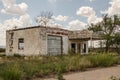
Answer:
[71,43,76,53]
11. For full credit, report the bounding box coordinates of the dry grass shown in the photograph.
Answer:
[0,53,119,80]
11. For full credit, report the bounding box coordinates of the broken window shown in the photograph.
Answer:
[18,38,24,50]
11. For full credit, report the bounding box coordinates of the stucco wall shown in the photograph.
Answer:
[6,28,47,56]
[63,36,69,54]
[6,27,69,56]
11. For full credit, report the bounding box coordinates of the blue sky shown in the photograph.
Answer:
[0,0,109,25]
[0,0,120,46]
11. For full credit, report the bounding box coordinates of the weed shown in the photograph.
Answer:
[0,62,24,80]
[0,53,119,80]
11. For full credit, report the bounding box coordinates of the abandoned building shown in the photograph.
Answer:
[6,26,100,56]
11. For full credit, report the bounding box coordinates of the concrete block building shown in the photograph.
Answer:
[6,26,93,56]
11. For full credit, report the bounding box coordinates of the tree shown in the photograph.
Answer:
[88,15,120,52]
[112,33,120,54]
[36,11,53,27]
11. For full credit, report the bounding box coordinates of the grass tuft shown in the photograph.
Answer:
[0,53,119,80]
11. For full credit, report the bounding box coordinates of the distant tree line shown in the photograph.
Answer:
[0,48,5,53]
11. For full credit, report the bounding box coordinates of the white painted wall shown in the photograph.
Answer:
[63,36,69,54]
[88,40,105,48]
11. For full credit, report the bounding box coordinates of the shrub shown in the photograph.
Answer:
[13,54,23,58]
[0,54,5,57]
[0,62,24,80]
[65,55,91,71]
[56,60,65,80]
[0,48,5,52]
[0,53,119,80]
[110,76,120,80]
[20,61,41,79]
[88,54,118,67]
[78,57,92,70]
[57,70,64,80]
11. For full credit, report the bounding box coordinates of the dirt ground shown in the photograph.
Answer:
[35,65,120,80]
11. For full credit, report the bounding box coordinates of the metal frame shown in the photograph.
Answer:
[47,35,63,55]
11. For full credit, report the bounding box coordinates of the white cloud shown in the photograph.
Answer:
[1,0,28,15]
[88,15,102,24]
[48,0,57,3]
[49,23,62,28]
[76,6,95,17]
[77,6,102,24]
[19,14,32,27]
[53,15,68,21]
[89,0,95,2]
[102,0,120,15]
[0,0,32,46]
[0,14,32,46]
[68,19,87,30]
[0,18,20,46]
[2,0,16,7]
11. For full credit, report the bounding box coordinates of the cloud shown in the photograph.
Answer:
[48,22,62,28]
[68,19,87,30]
[53,15,68,21]
[101,0,120,15]
[0,0,32,46]
[4,15,32,29]
[76,6,95,17]
[77,6,102,24]
[88,15,102,24]
[0,14,32,46]
[1,0,28,15]
[1,0,16,7]
[19,14,32,27]
[89,0,95,2]
[48,0,57,3]
[0,18,20,45]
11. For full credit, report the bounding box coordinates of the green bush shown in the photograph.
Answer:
[110,76,120,80]
[78,57,92,70]
[0,54,5,57]
[57,70,64,80]
[0,48,5,52]
[0,53,119,80]
[88,54,118,67]
[20,61,39,79]
[0,62,24,80]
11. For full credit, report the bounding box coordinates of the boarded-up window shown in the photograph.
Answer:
[47,35,62,55]
[18,38,24,50]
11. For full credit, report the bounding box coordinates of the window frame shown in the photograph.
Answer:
[18,38,24,50]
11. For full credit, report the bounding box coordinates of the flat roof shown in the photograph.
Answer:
[6,26,102,40]
[7,26,69,32]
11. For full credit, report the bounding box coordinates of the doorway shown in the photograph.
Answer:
[47,35,62,55]
[71,43,76,53]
